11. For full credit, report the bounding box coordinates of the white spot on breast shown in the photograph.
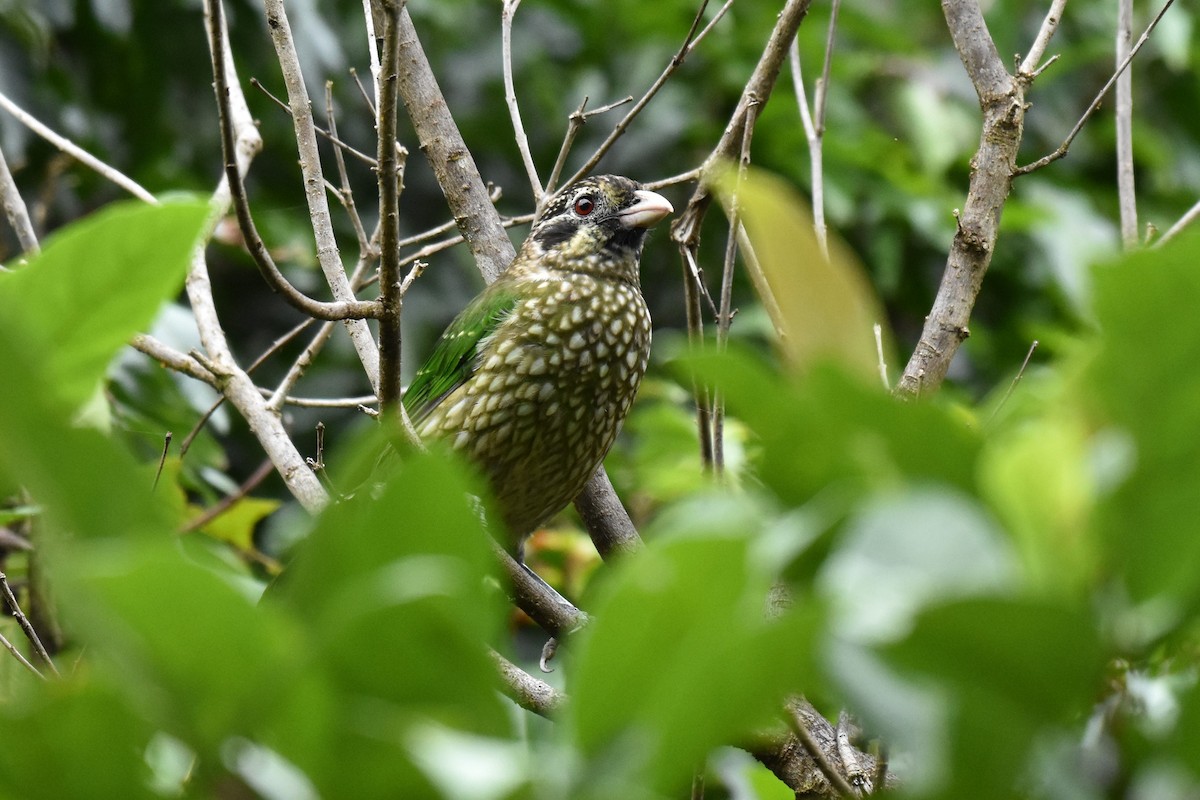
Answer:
[529,357,547,376]
[568,332,585,350]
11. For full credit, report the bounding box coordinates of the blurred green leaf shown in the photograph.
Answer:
[570,491,820,796]
[676,348,980,507]
[266,436,510,795]
[0,671,156,800]
[877,598,1104,800]
[710,165,891,378]
[1086,233,1200,608]
[196,496,281,551]
[0,199,209,414]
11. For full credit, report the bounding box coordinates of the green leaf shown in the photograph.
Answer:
[1086,234,1200,607]
[0,671,156,799]
[873,598,1104,799]
[709,165,889,378]
[266,435,510,795]
[196,496,281,551]
[569,491,820,796]
[675,348,980,507]
[0,198,209,413]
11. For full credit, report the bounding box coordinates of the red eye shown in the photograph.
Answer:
[574,196,595,216]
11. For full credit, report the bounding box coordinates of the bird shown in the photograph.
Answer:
[402,175,673,553]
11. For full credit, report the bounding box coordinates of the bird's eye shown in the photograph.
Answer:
[573,195,596,216]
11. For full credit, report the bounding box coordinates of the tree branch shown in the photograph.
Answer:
[0,144,39,257]
[395,7,516,283]
[198,0,330,513]
[208,0,382,325]
[376,0,407,413]
[263,0,383,390]
[489,648,564,718]
[894,0,1025,396]
[1014,0,1174,176]
[0,90,157,205]
[1115,0,1138,248]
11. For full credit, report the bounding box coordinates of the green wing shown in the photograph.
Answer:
[403,282,521,424]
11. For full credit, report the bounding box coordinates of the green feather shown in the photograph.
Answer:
[403,282,521,424]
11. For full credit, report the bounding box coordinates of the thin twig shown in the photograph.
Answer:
[0,571,59,675]
[0,90,158,205]
[325,81,371,253]
[377,0,407,414]
[207,0,381,323]
[250,78,378,167]
[873,323,889,391]
[152,432,173,491]
[1155,197,1200,247]
[180,458,275,535]
[0,144,39,255]
[566,0,732,186]
[502,0,543,203]
[1018,0,1069,76]
[267,322,337,413]
[360,1,383,114]
[791,0,838,258]
[1015,0,1174,176]
[712,99,759,474]
[812,0,841,135]
[545,96,635,198]
[258,389,378,408]
[1115,0,1138,248]
[0,627,44,680]
[987,339,1039,424]
[130,334,220,387]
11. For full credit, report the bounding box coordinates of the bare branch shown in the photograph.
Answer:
[130,334,219,386]
[207,0,382,324]
[395,7,516,283]
[501,0,543,203]
[1015,0,1174,175]
[545,96,635,197]
[0,90,158,205]
[1018,0,1069,76]
[670,0,813,251]
[1155,197,1200,247]
[377,0,407,413]
[251,78,378,167]
[894,0,1024,396]
[0,571,59,676]
[197,0,330,513]
[489,648,565,718]
[0,144,39,256]
[263,0,384,390]
[566,0,733,188]
[1116,0,1138,248]
[572,468,644,559]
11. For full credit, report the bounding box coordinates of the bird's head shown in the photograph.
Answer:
[516,175,674,280]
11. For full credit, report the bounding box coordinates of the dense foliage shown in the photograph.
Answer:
[2,1,1200,797]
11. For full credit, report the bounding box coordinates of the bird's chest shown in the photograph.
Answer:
[450,275,651,463]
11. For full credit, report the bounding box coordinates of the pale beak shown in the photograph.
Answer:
[616,189,674,229]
